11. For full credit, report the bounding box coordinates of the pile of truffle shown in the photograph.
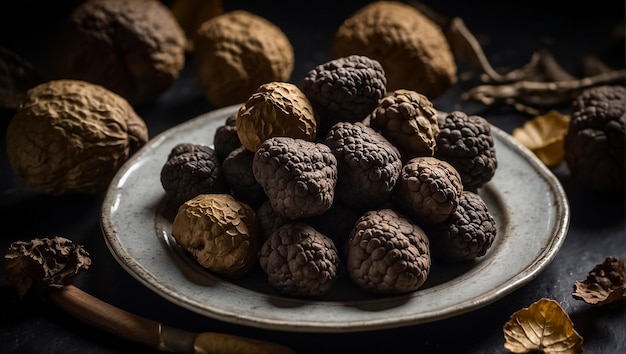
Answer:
[160,54,498,299]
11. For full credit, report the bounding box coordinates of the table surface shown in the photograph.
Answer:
[1,1,625,353]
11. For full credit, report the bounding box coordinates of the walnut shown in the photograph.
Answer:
[333,1,457,99]
[160,143,227,206]
[236,82,317,152]
[324,121,402,211]
[252,137,337,220]
[3,237,91,297]
[367,89,440,161]
[171,193,260,279]
[429,191,496,262]
[259,222,340,298]
[346,209,430,295]
[564,85,625,193]
[55,0,186,105]
[5,79,148,195]
[195,10,294,108]
[0,47,44,110]
[435,111,497,192]
[301,55,387,135]
[393,156,463,225]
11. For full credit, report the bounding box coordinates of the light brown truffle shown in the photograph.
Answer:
[236,81,317,152]
[195,10,295,108]
[55,0,186,105]
[333,1,457,99]
[6,79,148,195]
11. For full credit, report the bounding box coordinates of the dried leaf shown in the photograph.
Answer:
[3,237,91,297]
[0,47,44,110]
[573,256,626,305]
[170,0,223,51]
[503,298,583,354]
[512,110,571,167]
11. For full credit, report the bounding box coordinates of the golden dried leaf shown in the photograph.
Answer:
[503,298,583,354]
[170,0,223,51]
[512,110,571,167]
[3,237,91,297]
[573,256,626,305]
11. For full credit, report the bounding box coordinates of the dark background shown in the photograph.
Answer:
[1,1,625,353]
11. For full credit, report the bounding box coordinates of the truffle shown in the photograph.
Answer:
[55,0,186,105]
[213,114,241,162]
[435,111,497,192]
[222,146,267,208]
[253,137,337,220]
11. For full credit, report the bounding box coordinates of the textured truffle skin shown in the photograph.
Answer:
[256,200,291,241]
[253,137,337,220]
[394,156,463,225]
[324,122,402,210]
[55,0,186,105]
[222,146,267,208]
[301,55,387,134]
[346,208,430,295]
[195,10,294,108]
[213,114,240,161]
[236,82,318,152]
[171,193,260,278]
[564,85,625,192]
[430,191,496,262]
[160,143,227,206]
[367,89,440,160]
[6,79,148,195]
[333,1,457,99]
[435,111,497,192]
[260,222,340,298]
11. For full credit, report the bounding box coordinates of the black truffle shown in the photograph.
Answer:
[222,146,267,208]
[213,114,241,161]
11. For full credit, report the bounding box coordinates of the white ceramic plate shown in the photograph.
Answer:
[101,105,570,333]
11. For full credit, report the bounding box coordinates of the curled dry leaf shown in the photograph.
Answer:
[3,237,91,297]
[573,256,626,305]
[503,298,583,354]
[512,110,571,167]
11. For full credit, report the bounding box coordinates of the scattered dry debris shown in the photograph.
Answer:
[512,110,570,167]
[573,256,626,306]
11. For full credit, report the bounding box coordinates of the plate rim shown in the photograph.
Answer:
[101,104,570,332]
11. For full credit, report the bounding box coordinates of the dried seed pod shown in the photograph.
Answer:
[346,209,430,295]
[394,156,463,225]
[435,111,497,192]
[171,193,260,278]
[237,82,318,152]
[160,143,227,206]
[333,1,457,99]
[259,222,340,298]
[301,55,387,134]
[367,89,440,160]
[55,0,186,105]
[222,146,267,208]
[213,114,240,161]
[324,121,402,210]
[6,79,148,195]
[429,191,496,263]
[564,85,625,193]
[253,137,337,220]
[195,10,294,108]
[3,237,91,297]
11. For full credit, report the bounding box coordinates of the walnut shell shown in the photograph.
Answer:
[367,89,440,161]
[393,156,463,225]
[195,10,294,108]
[55,0,186,105]
[171,193,260,278]
[346,208,430,295]
[333,1,457,99]
[252,137,337,220]
[259,222,340,298]
[236,82,317,152]
[5,79,148,195]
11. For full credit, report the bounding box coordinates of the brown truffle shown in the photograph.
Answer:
[333,1,457,99]
[55,0,186,105]
[195,10,294,108]
[236,82,317,152]
[6,79,148,195]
